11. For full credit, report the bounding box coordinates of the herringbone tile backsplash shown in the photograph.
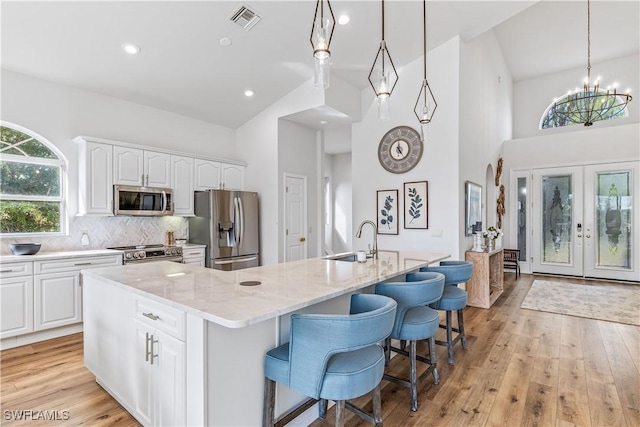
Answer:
[1,216,188,253]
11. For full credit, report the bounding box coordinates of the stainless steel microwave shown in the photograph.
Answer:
[114,185,173,216]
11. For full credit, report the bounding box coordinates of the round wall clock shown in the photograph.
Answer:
[377,126,423,174]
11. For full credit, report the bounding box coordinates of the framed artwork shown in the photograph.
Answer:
[377,189,398,235]
[404,181,428,229]
[465,181,482,236]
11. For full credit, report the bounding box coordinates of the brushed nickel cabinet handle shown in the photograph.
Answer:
[0,269,14,273]
[74,262,92,266]
[142,312,160,321]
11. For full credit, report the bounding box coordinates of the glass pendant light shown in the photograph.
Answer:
[368,0,398,119]
[310,0,335,89]
[413,0,437,138]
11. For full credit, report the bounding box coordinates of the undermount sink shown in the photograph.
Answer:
[331,254,358,262]
[324,253,371,262]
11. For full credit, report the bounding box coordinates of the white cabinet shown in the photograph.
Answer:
[195,159,244,191]
[34,272,81,331]
[0,270,34,339]
[132,298,186,426]
[182,247,205,267]
[77,140,114,215]
[114,147,171,188]
[171,155,195,216]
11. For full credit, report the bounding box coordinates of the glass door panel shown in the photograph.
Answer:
[584,162,639,281]
[532,167,583,276]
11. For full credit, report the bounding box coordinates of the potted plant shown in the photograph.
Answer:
[482,226,502,249]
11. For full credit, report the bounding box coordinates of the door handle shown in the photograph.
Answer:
[300,237,306,242]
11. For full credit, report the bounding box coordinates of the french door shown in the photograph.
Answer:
[532,162,638,281]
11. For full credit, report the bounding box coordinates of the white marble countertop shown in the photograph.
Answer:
[0,249,122,263]
[82,250,449,328]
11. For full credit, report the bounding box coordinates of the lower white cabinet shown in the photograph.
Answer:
[0,275,34,339]
[133,319,186,427]
[34,272,82,331]
[182,246,205,266]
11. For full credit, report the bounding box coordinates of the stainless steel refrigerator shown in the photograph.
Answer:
[189,190,260,270]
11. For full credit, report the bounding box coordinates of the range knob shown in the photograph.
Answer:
[132,252,139,259]
[125,252,133,260]
[138,251,146,259]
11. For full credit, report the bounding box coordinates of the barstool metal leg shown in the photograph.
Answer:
[335,400,346,427]
[446,310,454,365]
[318,398,327,419]
[262,378,276,427]
[410,340,418,411]
[458,309,467,349]
[429,336,439,385]
[372,384,383,427]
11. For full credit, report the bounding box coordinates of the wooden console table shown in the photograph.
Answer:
[465,248,504,309]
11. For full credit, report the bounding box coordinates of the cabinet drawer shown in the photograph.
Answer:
[135,297,185,341]
[0,262,33,279]
[34,255,122,274]
[182,248,204,258]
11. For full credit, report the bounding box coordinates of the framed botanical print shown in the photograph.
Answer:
[465,181,482,236]
[404,181,428,229]
[377,189,398,235]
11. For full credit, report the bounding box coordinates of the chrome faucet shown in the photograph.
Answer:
[356,220,378,259]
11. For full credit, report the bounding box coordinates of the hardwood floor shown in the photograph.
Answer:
[1,274,638,426]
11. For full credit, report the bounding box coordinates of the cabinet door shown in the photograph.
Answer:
[34,272,82,330]
[171,155,195,216]
[145,151,171,188]
[133,320,155,426]
[0,276,34,338]
[194,159,221,190]
[80,142,114,215]
[182,248,205,267]
[155,331,186,427]
[114,146,144,186]
[221,164,244,190]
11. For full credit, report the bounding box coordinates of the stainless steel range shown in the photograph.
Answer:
[109,244,183,264]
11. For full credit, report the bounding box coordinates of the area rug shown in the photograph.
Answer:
[521,280,640,326]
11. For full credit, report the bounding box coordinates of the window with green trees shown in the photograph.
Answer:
[0,124,66,234]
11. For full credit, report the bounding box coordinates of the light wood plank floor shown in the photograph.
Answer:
[1,274,638,426]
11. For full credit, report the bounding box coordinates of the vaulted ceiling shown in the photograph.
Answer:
[2,1,638,132]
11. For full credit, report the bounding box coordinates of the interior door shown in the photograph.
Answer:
[532,166,584,276]
[284,174,307,262]
[583,162,638,281]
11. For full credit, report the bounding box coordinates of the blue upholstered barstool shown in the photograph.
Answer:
[375,272,445,411]
[262,294,397,427]
[420,260,474,365]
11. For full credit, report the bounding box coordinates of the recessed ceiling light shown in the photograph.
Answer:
[320,120,328,125]
[123,43,141,55]
[219,37,232,47]
[244,89,255,97]
[338,15,350,25]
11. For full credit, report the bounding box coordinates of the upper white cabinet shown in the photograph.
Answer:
[77,140,114,215]
[195,160,244,191]
[171,155,194,216]
[114,147,171,188]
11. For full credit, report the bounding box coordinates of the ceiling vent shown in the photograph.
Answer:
[229,5,261,31]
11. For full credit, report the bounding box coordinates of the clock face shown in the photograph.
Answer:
[378,126,423,174]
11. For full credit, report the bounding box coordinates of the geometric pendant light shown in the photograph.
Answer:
[310,0,335,89]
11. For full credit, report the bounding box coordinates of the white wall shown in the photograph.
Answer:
[513,54,640,139]
[459,29,514,255]
[352,36,462,259]
[236,80,325,265]
[278,119,319,261]
[331,153,352,254]
[1,69,237,251]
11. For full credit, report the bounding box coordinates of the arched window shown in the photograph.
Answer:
[0,123,67,235]
[540,90,630,129]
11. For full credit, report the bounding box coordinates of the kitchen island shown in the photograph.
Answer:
[82,250,449,426]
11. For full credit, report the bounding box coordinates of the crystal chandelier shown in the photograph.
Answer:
[413,0,437,131]
[551,0,632,126]
[368,0,398,120]
[310,0,335,89]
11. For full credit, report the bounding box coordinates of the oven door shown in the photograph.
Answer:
[126,256,184,264]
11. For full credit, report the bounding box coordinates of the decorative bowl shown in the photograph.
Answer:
[9,243,41,255]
